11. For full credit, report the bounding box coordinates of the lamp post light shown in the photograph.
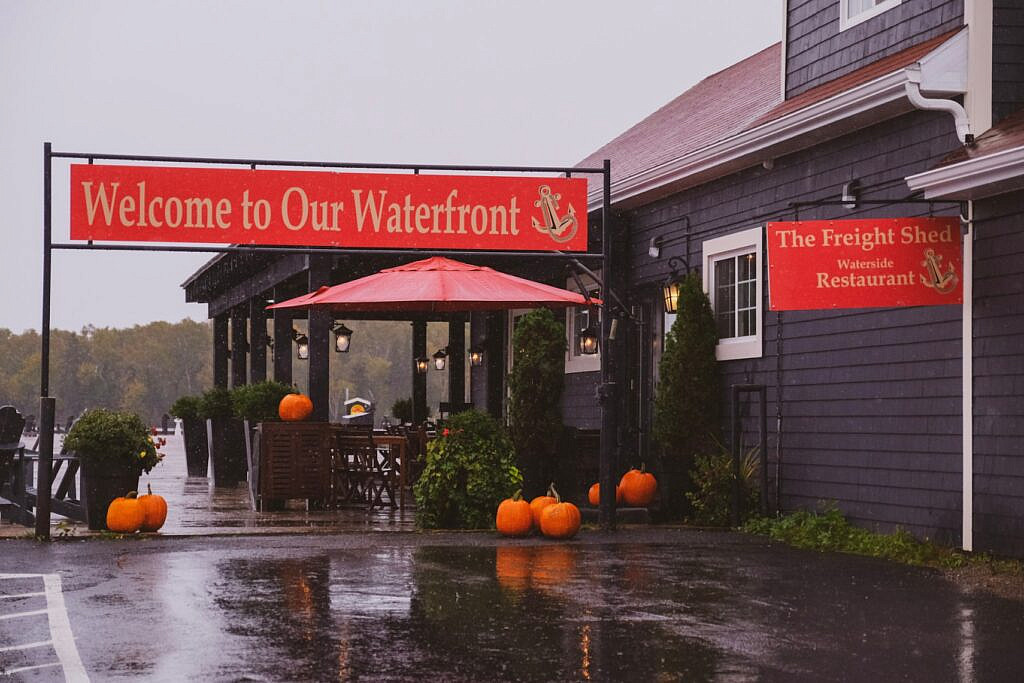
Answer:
[432,347,448,371]
[332,322,353,353]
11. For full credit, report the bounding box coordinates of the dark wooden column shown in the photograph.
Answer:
[249,296,268,384]
[307,256,332,421]
[447,319,466,407]
[272,285,293,386]
[485,312,505,418]
[213,314,229,388]
[230,307,248,388]
[412,320,427,424]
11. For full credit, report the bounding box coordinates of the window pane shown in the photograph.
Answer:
[739,252,756,281]
[717,311,735,339]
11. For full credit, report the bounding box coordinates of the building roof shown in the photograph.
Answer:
[576,43,781,189]
[939,106,1024,167]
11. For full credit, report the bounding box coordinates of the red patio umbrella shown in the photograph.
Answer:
[267,256,599,312]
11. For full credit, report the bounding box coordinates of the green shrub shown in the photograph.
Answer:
[391,397,429,424]
[197,386,234,419]
[64,408,163,475]
[687,443,761,526]
[508,308,566,497]
[169,395,201,421]
[413,410,522,529]
[230,381,294,422]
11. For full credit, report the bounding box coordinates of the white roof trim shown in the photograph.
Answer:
[588,29,968,209]
[906,144,1024,199]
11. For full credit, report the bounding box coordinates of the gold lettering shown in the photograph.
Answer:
[282,187,308,231]
[118,195,136,227]
[81,181,119,225]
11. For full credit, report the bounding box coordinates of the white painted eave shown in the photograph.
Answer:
[906,144,1024,199]
[588,29,968,210]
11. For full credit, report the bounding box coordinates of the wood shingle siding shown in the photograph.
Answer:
[786,0,963,97]
[972,190,1024,557]
[993,3,1024,123]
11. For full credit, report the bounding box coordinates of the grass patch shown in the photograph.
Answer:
[744,503,1023,576]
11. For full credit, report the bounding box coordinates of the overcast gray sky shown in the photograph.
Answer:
[0,1,781,333]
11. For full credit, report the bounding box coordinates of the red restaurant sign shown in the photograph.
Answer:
[767,217,962,310]
[69,165,588,251]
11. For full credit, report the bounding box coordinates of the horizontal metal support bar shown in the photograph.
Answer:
[50,150,606,175]
[789,199,962,208]
[51,243,605,260]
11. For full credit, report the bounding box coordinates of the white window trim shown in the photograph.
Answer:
[565,275,601,374]
[839,0,902,32]
[703,227,763,362]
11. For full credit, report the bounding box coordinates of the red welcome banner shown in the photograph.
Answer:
[767,217,962,310]
[69,165,588,251]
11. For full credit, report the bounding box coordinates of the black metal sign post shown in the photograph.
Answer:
[37,143,614,538]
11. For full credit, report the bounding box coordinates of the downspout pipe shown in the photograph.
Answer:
[905,65,973,145]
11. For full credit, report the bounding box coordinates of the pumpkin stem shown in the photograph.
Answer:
[546,482,557,497]
[147,483,153,496]
[550,483,561,504]
[512,489,523,502]
[640,462,646,474]
[126,491,138,499]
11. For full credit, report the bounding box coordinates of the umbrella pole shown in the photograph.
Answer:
[598,159,617,533]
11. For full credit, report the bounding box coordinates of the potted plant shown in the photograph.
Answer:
[169,394,207,477]
[63,409,164,530]
[199,387,246,487]
[230,380,294,467]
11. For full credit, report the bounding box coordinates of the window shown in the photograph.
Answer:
[565,276,601,373]
[840,0,901,31]
[702,227,763,361]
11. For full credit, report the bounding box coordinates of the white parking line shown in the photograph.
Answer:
[0,591,47,600]
[0,573,89,682]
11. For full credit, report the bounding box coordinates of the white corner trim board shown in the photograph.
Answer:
[906,145,1024,199]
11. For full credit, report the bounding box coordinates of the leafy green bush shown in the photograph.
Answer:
[197,386,234,419]
[230,381,294,422]
[64,408,163,474]
[413,410,522,529]
[169,395,201,421]
[744,503,968,568]
[508,307,566,497]
[687,443,761,526]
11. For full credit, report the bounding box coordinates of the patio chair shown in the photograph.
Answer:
[0,405,27,523]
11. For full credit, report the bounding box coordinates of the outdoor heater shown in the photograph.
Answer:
[332,322,353,353]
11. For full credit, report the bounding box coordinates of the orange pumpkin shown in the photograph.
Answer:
[529,485,558,529]
[106,492,145,533]
[278,393,314,421]
[496,490,533,537]
[619,464,658,506]
[138,483,168,532]
[587,482,623,506]
[539,485,581,539]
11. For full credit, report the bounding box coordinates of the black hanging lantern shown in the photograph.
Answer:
[415,356,429,374]
[468,344,485,367]
[332,322,353,353]
[432,347,448,371]
[292,329,309,360]
[577,325,599,355]
[662,277,682,314]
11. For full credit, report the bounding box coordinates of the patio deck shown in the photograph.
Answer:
[0,432,416,538]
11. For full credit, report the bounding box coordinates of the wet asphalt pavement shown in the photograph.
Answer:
[2,528,1023,682]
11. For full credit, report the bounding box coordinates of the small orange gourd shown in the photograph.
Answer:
[619,464,658,506]
[106,492,145,533]
[138,483,168,532]
[496,490,533,537]
[278,393,314,421]
[587,482,623,506]
[539,485,581,540]
[529,484,558,529]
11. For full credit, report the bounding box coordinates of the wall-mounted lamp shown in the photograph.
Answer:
[577,324,599,355]
[662,256,691,315]
[468,344,485,367]
[415,356,430,374]
[648,236,663,259]
[292,328,309,360]
[842,179,861,210]
[332,322,353,353]
[432,347,448,371]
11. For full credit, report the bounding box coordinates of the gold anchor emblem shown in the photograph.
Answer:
[532,185,578,243]
[921,249,958,294]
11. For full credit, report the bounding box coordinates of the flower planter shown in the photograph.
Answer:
[206,417,247,487]
[80,459,139,531]
[182,417,209,477]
